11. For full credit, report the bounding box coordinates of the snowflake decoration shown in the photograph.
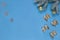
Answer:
[34,0,60,39]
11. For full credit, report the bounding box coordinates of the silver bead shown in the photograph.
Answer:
[42,25,49,32]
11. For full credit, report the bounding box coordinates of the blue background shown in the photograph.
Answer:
[0,0,60,40]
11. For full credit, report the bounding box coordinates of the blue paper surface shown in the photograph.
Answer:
[0,0,60,40]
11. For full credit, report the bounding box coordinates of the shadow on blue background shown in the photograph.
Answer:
[0,0,60,40]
